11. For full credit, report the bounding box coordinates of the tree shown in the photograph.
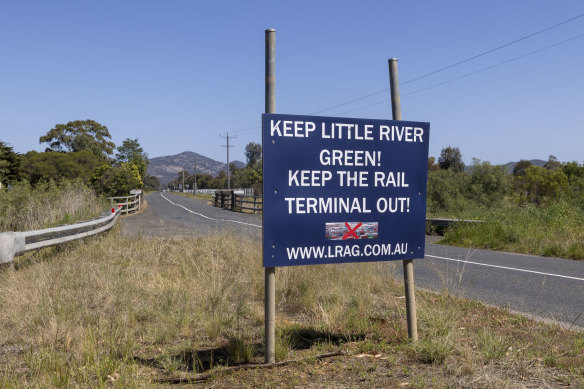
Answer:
[143,175,160,191]
[20,150,99,185]
[515,165,568,205]
[513,160,532,176]
[562,161,584,180]
[245,142,262,167]
[211,170,227,189]
[467,158,508,205]
[39,119,115,161]
[438,146,465,172]
[115,138,149,179]
[543,155,561,171]
[427,156,439,171]
[0,141,20,188]
[91,163,143,197]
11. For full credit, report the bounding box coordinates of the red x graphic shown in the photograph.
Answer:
[342,222,362,240]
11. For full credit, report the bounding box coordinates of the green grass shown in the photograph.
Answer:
[171,191,214,201]
[438,200,584,259]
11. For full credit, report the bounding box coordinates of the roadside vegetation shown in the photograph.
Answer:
[428,148,584,259]
[0,120,159,200]
[0,231,582,387]
[0,120,159,232]
[0,179,105,232]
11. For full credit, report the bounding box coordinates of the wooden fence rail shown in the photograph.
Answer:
[213,191,263,214]
[108,192,143,215]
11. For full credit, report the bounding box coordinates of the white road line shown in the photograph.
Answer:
[426,254,584,282]
[160,193,262,228]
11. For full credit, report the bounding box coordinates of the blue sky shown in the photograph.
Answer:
[1,1,583,166]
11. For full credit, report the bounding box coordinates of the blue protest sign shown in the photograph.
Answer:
[262,113,430,267]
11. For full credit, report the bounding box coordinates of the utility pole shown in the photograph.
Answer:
[182,170,185,192]
[220,133,236,190]
[194,156,198,195]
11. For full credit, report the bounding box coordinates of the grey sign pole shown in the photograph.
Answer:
[388,58,418,342]
[264,28,276,364]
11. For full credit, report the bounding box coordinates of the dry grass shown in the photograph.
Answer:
[0,229,583,387]
[0,180,105,232]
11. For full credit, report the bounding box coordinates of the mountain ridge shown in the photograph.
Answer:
[147,151,245,184]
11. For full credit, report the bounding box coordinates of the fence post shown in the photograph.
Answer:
[214,193,218,207]
[231,191,235,211]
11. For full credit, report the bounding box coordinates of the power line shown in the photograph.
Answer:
[334,32,584,116]
[402,33,584,97]
[229,11,584,132]
[310,11,584,115]
[400,11,584,85]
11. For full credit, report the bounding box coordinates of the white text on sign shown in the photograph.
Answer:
[270,120,424,142]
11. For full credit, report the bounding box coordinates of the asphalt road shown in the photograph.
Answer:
[123,192,584,329]
[121,191,262,239]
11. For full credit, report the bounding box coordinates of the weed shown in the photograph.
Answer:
[543,350,557,367]
[227,335,254,364]
[275,328,291,361]
[415,335,455,364]
[477,328,508,362]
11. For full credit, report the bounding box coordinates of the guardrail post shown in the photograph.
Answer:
[0,232,25,270]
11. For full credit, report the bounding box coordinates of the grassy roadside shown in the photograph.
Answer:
[0,229,583,387]
[171,191,214,202]
[437,200,584,260]
[0,180,106,232]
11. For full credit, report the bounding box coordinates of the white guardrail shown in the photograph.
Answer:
[0,192,142,265]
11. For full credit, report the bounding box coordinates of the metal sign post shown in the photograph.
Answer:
[264,28,276,364]
[389,58,418,341]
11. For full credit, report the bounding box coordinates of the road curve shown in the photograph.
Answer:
[123,192,584,329]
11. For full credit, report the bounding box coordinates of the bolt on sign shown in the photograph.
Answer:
[262,113,430,267]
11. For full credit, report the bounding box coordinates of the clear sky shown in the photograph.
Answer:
[1,1,583,166]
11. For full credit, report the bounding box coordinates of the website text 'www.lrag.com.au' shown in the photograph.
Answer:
[285,242,408,260]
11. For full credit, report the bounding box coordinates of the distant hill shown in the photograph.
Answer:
[147,151,246,184]
[502,159,546,174]
[463,159,547,174]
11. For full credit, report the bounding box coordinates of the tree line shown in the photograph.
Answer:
[427,146,584,215]
[0,120,159,196]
